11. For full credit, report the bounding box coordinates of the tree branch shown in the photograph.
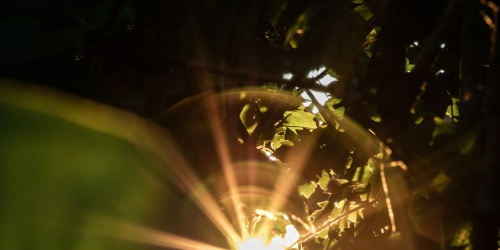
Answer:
[287,193,381,249]
[140,50,331,92]
[473,2,500,249]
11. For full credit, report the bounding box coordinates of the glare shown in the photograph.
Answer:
[440,43,446,48]
[414,41,419,46]
[237,224,300,250]
[282,73,293,80]
[306,67,337,85]
[301,90,329,114]
[307,67,325,78]
[236,209,300,250]
[318,74,336,86]
[294,67,337,113]
[284,67,337,86]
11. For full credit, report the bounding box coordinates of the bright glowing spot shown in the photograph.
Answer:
[414,41,419,46]
[438,69,445,74]
[302,67,337,112]
[318,74,336,86]
[269,156,277,161]
[301,90,329,114]
[440,43,446,48]
[237,225,300,250]
[307,67,325,78]
[255,209,274,219]
[265,151,272,157]
[282,73,293,80]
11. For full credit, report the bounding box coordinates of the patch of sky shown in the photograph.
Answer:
[283,67,336,114]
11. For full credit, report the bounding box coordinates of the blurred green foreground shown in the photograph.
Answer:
[0,79,226,250]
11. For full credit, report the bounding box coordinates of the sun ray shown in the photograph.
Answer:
[202,91,249,239]
[155,134,242,246]
[261,137,315,234]
[88,215,229,250]
[0,80,240,248]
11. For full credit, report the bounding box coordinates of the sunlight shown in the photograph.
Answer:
[236,210,300,250]
[282,73,293,80]
[302,67,336,113]
[301,90,329,113]
[89,216,228,250]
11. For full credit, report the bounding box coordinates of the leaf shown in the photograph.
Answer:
[353,164,373,185]
[318,170,331,190]
[446,97,460,121]
[271,131,285,149]
[283,109,317,134]
[299,181,317,198]
[432,117,457,142]
[431,172,451,192]
[354,4,373,21]
[347,203,358,223]
[406,58,415,72]
[325,97,342,108]
[325,97,345,129]
[0,82,225,249]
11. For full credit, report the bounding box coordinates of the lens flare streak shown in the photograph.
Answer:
[158,136,241,244]
[89,216,228,250]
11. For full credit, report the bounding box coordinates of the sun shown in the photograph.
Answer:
[236,209,301,250]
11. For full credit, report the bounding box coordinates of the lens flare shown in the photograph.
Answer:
[236,210,300,250]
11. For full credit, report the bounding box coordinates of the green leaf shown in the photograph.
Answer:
[0,83,226,249]
[325,97,342,108]
[318,170,331,190]
[353,164,373,185]
[431,172,451,192]
[354,4,373,21]
[283,109,317,134]
[432,117,457,140]
[270,129,295,150]
[406,58,415,72]
[446,97,460,121]
[298,181,317,198]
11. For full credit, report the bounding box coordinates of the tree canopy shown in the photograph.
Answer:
[1,0,499,249]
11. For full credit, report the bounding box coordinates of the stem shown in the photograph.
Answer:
[286,194,381,249]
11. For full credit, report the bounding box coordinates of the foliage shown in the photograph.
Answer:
[1,0,500,249]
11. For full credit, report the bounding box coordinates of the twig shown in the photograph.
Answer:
[140,50,331,92]
[286,193,381,249]
[304,88,336,129]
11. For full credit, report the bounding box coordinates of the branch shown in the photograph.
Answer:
[140,50,331,92]
[286,193,381,249]
[304,88,336,129]
[473,1,500,249]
